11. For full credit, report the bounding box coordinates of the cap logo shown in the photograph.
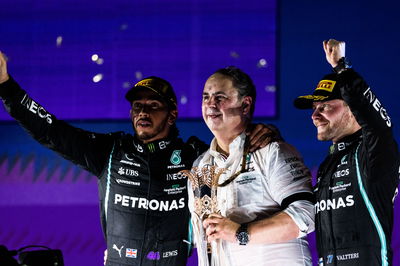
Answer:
[315,80,336,92]
[298,95,329,101]
[135,78,169,93]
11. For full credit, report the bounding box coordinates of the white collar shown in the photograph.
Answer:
[209,132,246,165]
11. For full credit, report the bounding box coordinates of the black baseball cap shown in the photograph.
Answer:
[293,73,344,109]
[125,76,177,109]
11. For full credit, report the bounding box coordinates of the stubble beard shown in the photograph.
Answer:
[133,119,169,142]
[317,110,352,142]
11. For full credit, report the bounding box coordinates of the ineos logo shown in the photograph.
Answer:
[21,95,52,124]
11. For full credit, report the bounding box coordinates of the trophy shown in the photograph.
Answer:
[181,165,226,256]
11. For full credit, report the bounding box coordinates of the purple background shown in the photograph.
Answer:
[0,0,276,120]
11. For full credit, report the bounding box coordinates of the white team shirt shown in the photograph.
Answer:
[188,133,314,266]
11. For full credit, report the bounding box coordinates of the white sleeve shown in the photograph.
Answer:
[266,142,315,238]
[283,200,315,237]
[187,179,196,246]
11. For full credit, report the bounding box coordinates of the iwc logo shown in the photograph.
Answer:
[170,150,182,165]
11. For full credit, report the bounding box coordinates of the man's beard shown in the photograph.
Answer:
[317,110,353,141]
[133,118,169,141]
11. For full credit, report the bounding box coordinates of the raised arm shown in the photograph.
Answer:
[322,39,398,176]
[0,51,113,177]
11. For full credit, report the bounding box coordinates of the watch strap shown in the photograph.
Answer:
[333,57,352,74]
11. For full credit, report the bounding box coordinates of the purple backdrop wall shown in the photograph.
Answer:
[0,0,276,120]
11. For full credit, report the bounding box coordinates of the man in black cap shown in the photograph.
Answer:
[0,51,272,265]
[294,39,400,265]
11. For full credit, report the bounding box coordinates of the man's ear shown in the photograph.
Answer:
[129,109,133,119]
[242,96,252,115]
[168,109,178,125]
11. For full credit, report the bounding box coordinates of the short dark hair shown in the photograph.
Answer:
[214,66,256,117]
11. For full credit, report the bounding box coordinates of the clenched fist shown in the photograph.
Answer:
[0,51,10,84]
[323,39,346,68]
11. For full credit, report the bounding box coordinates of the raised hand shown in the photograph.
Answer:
[0,51,10,84]
[323,39,346,68]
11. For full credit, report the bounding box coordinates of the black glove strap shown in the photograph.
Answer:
[333,57,352,74]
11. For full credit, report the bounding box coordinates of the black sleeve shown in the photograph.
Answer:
[339,69,392,133]
[339,69,399,178]
[0,76,114,177]
[186,136,209,159]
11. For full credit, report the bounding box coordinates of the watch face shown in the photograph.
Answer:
[238,231,249,245]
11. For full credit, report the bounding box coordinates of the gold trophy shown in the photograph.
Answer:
[181,165,226,256]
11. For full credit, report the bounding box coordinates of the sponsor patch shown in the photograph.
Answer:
[364,87,391,127]
[147,251,160,260]
[120,160,141,166]
[164,185,186,195]
[236,175,257,185]
[158,140,170,150]
[336,252,359,261]
[21,94,53,124]
[329,182,351,193]
[327,254,334,264]
[298,95,329,101]
[316,80,336,92]
[114,194,185,211]
[163,250,178,258]
[112,244,124,258]
[170,150,182,165]
[315,195,354,213]
[116,179,140,186]
[118,167,139,177]
[166,172,187,181]
[126,248,137,258]
[120,154,141,167]
[167,164,185,169]
[333,169,350,178]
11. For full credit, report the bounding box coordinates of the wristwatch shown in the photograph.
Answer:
[235,223,250,245]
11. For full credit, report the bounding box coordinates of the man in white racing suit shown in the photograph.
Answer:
[187,66,315,266]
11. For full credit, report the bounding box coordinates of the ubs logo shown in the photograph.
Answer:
[118,167,139,177]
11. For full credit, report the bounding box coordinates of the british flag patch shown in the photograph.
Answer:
[126,248,137,258]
